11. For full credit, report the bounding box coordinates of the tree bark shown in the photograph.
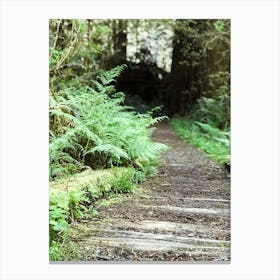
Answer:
[112,19,127,59]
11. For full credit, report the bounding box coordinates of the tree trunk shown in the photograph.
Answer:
[112,19,127,59]
[169,20,189,115]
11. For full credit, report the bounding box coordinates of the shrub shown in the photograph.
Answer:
[191,71,230,129]
[49,65,168,180]
[49,166,150,260]
[171,118,230,166]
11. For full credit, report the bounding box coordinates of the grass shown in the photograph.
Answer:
[171,118,230,167]
[49,165,156,261]
[49,235,81,261]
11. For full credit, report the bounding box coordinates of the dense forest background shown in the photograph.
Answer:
[49,19,230,260]
[50,19,230,118]
[49,19,230,175]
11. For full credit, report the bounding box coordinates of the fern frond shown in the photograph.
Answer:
[97,65,127,86]
[85,144,129,160]
[49,64,167,179]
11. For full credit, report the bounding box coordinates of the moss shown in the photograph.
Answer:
[49,166,144,259]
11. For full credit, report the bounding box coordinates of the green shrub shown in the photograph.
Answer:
[49,235,80,261]
[111,168,137,193]
[191,71,230,129]
[191,94,230,129]
[171,118,230,166]
[49,190,69,242]
[49,65,167,180]
[49,65,168,260]
[49,166,154,260]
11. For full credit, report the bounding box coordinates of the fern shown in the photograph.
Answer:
[85,144,129,161]
[97,65,127,85]
[92,65,127,95]
[172,118,230,166]
[49,65,167,180]
[194,121,230,144]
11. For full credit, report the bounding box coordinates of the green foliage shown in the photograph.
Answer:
[171,118,230,166]
[49,65,167,180]
[194,121,230,146]
[49,20,167,258]
[49,47,65,68]
[49,19,115,92]
[97,65,126,86]
[214,20,225,32]
[49,235,80,261]
[111,168,140,193]
[49,164,147,261]
[191,94,230,129]
[49,190,69,241]
[49,166,149,261]
[170,19,230,120]
[68,189,90,220]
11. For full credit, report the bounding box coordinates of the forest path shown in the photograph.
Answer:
[75,122,231,262]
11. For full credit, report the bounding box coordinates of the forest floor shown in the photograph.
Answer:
[72,122,231,262]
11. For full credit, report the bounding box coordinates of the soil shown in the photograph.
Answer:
[72,122,230,262]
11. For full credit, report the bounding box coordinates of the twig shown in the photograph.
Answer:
[53,19,62,50]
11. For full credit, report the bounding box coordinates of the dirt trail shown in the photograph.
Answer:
[75,122,230,262]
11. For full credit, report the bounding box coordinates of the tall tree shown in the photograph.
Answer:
[112,19,127,59]
[167,19,230,118]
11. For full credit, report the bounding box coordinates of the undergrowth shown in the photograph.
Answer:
[171,118,230,167]
[49,167,152,261]
[49,65,167,179]
[49,65,168,261]
[49,234,80,261]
